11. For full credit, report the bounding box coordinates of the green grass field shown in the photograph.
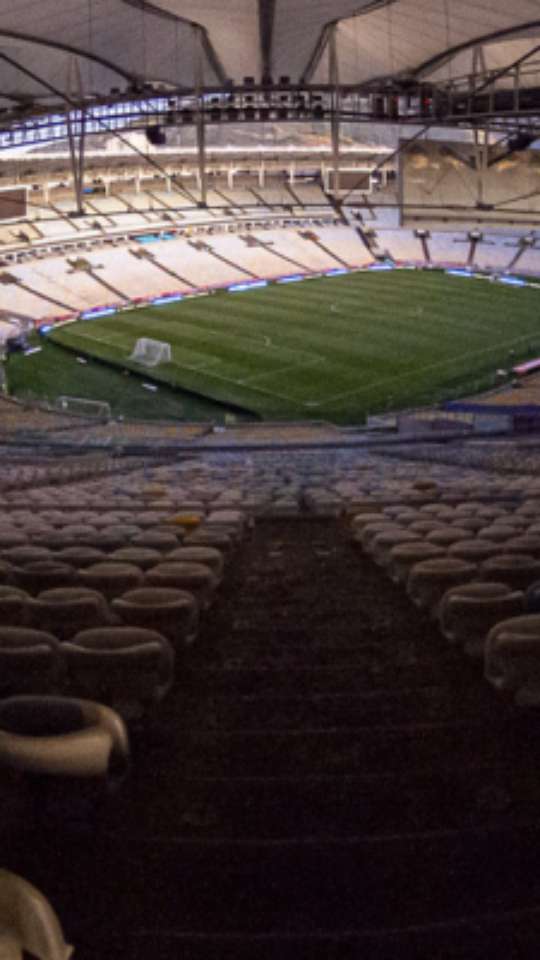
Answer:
[27,269,540,423]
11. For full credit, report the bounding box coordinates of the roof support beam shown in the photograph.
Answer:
[259,0,276,84]
[0,29,135,84]
[300,1,396,85]
[413,20,540,80]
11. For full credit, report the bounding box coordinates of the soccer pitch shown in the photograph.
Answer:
[49,269,540,423]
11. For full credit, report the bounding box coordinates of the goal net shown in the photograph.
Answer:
[55,396,111,419]
[129,337,172,367]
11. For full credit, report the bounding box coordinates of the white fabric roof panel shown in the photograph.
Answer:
[0,0,540,102]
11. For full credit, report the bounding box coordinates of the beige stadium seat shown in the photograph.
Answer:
[0,530,28,550]
[0,868,73,960]
[451,516,487,534]
[0,586,29,626]
[448,539,500,563]
[0,560,12,585]
[0,626,63,694]
[2,545,52,567]
[388,541,446,584]
[108,546,162,571]
[62,627,175,712]
[480,553,540,592]
[205,509,246,539]
[146,561,217,609]
[79,562,144,600]
[27,587,111,642]
[485,615,540,705]
[112,587,199,648]
[356,521,402,551]
[351,512,386,532]
[55,546,106,569]
[368,530,421,567]
[0,696,129,778]
[477,524,517,543]
[12,561,76,596]
[438,582,524,656]
[408,519,447,536]
[184,529,233,552]
[504,536,540,558]
[131,530,180,552]
[426,526,471,547]
[166,546,224,583]
[407,557,477,613]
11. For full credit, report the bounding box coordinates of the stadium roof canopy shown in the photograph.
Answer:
[1,0,540,110]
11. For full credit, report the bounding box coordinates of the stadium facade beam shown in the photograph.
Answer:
[65,58,87,217]
[329,24,341,202]
[195,26,207,207]
[259,0,276,85]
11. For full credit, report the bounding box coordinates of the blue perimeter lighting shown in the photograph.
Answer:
[499,275,527,287]
[38,324,53,336]
[325,268,349,277]
[369,263,394,271]
[277,274,305,284]
[151,294,184,305]
[80,307,118,319]
[228,280,268,292]
[446,269,473,278]
[135,233,175,244]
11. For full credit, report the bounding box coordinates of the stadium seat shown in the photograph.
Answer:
[79,562,144,600]
[407,557,477,614]
[480,554,540,592]
[12,561,76,595]
[438,582,524,655]
[27,587,112,642]
[0,627,63,694]
[166,546,224,583]
[62,627,175,712]
[108,546,162,570]
[146,561,217,609]
[0,696,129,777]
[112,586,199,648]
[388,541,446,584]
[485,615,540,705]
[0,868,73,960]
[0,585,29,626]
[447,539,500,563]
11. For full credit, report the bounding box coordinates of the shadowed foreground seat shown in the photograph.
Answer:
[112,587,199,648]
[146,561,217,609]
[485,614,540,705]
[388,541,446,584]
[166,546,224,583]
[0,696,129,777]
[0,586,30,626]
[12,561,76,595]
[63,627,175,710]
[438,582,524,656]
[407,557,477,614]
[27,587,111,641]
[480,553,540,592]
[0,627,62,694]
[79,562,144,600]
[0,868,73,960]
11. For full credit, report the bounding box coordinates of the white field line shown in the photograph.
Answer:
[240,357,324,386]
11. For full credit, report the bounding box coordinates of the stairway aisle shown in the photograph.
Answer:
[6,517,540,959]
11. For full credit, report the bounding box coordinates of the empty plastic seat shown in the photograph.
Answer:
[388,541,446,584]
[451,517,486,534]
[504,536,540,558]
[12,561,76,595]
[0,531,27,549]
[351,512,386,532]
[426,527,471,547]
[408,520,447,536]
[205,509,246,540]
[0,560,11,585]
[0,585,29,626]
[63,627,174,711]
[407,557,477,613]
[184,529,233,552]
[485,615,540,705]
[356,522,402,551]
[55,546,106,569]
[166,546,224,583]
[108,546,162,571]
[448,539,499,563]
[0,626,62,694]
[146,561,217,609]
[79,562,144,600]
[112,587,199,648]
[0,695,129,777]
[439,582,524,656]
[0,868,73,960]
[2,545,52,567]
[27,587,111,642]
[369,530,421,567]
[477,524,517,543]
[481,554,540,592]
[131,530,180,552]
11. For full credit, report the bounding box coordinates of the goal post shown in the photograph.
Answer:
[129,337,172,367]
